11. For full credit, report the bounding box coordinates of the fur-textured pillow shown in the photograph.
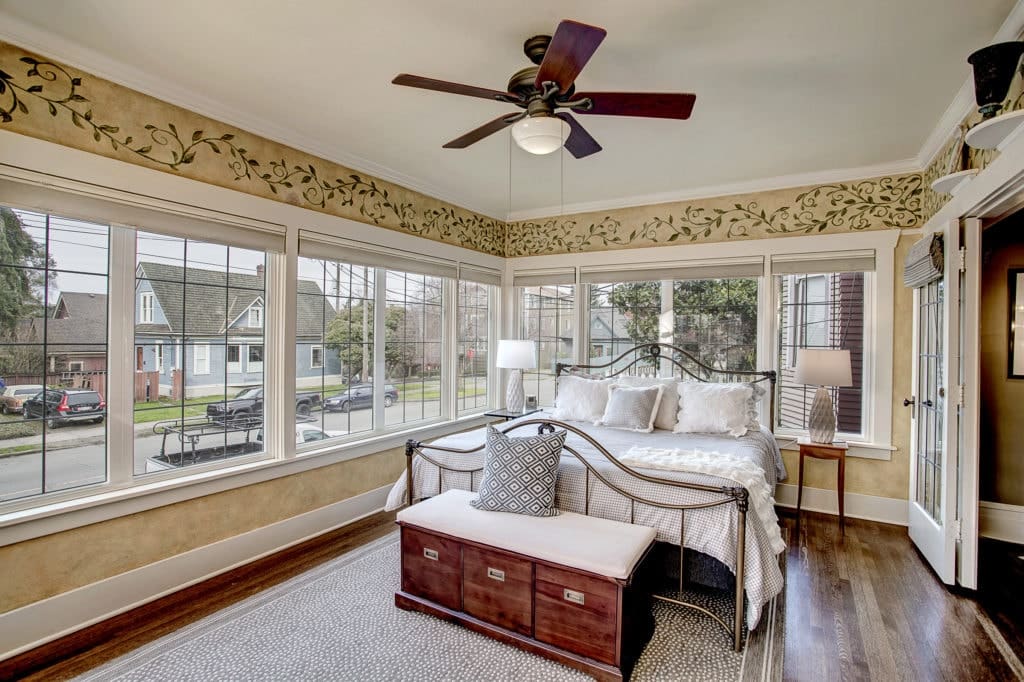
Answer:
[674,382,757,437]
[470,426,567,517]
[551,375,613,422]
[616,376,680,430]
[596,384,664,432]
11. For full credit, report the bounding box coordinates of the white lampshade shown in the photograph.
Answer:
[495,340,537,369]
[511,116,569,155]
[794,349,853,387]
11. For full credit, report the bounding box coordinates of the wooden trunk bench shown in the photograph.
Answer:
[395,489,657,682]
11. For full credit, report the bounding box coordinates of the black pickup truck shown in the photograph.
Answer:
[206,387,321,423]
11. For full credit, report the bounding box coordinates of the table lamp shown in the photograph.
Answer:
[794,348,852,444]
[496,340,537,413]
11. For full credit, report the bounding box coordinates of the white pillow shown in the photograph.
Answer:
[674,382,757,437]
[551,375,613,422]
[616,376,679,430]
[596,384,664,433]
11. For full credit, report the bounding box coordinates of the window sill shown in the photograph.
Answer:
[0,413,492,547]
[774,432,894,461]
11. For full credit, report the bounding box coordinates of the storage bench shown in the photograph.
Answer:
[395,489,657,682]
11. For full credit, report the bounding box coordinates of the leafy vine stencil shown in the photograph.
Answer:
[0,52,504,255]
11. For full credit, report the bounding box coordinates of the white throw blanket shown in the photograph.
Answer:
[621,447,787,554]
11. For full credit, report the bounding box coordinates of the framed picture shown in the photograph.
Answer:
[1009,269,1024,378]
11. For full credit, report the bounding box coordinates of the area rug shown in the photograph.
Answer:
[77,532,784,681]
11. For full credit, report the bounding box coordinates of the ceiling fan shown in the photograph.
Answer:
[392,19,696,159]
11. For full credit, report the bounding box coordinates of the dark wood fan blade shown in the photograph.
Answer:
[392,74,519,103]
[572,92,697,119]
[555,113,602,159]
[442,113,521,148]
[534,20,607,94]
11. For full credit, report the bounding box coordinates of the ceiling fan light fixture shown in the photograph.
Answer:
[511,115,569,155]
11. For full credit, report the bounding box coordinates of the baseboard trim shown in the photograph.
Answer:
[774,483,908,526]
[0,483,392,662]
[979,501,1024,544]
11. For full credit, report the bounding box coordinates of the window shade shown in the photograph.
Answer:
[579,257,764,284]
[0,178,286,253]
[458,263,502,287]
[770,250,875,275]
[512,268,576,287]
[903,233,944,288]
[298,229,458,279]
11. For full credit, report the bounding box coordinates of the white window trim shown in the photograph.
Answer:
[193,344,210,376]
[154,341,163,373]
[226,343,241,374]
[508,230,897,459]
[310,344,324,369]
[250,305,263,328]
[246,343,264,374]
[140,291,154,324]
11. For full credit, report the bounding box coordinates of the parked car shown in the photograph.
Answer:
[0,384,44,415]
[22,388,105,427]
[206,387,322,424]
[256,423,347,445]
[323,383,398,413]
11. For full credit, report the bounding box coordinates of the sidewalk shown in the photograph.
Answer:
[0,419,162,456]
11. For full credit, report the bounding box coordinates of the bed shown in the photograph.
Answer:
[384,343,787,650]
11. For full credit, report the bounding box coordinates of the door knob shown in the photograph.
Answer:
[903,397,915,407]
[922,399,934,408]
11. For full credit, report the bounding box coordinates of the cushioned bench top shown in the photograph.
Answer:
[396,489,656,580]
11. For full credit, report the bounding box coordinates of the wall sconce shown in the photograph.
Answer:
[967,42,1024,119]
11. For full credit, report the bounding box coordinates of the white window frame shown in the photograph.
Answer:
[67,360,84,372]
[247,343,264,374]
[193,344,210,376]
[154,341,164,372]
[310,344,324,370]
[226,344,241,374]
[508,230,896,460]
[250,305,263,328]
[140,291,154,324]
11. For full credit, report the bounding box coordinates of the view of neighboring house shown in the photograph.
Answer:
[134,262,340,397]
[44,292,108,375]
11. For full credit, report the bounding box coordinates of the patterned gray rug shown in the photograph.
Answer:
[77,532,784,681]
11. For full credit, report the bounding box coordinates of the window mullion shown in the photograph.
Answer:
[441,278,457,420]
[108,225,136,486]
[373,268,386,430]
[267,247,294,460]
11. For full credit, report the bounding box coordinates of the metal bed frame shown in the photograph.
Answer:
[403,342,777,651]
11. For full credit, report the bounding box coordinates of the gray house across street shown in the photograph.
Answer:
[134,262,340,398]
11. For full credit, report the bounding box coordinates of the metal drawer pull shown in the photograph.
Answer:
[487,567,505,582]
[563,588,585,605]
[423,547,439,561]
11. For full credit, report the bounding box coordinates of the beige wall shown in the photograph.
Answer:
[778,234,915,500]
[0,447,405,613]
[980,217,1024,506]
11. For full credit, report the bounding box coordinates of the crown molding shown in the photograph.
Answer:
[916,0,1024,168]
[0,13,504,222]
[504,158,921,222]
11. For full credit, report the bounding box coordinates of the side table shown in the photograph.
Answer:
[797,440,849,535]
[484,408,541,422]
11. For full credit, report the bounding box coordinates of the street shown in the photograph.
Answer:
[0,401,441,501]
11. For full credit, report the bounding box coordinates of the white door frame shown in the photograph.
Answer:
[919,127,1024,589]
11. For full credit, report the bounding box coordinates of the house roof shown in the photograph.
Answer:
[136,262,330,338]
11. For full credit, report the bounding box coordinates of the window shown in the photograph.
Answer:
[296,257,375,439]
[0,206,110,502]
[457,280,492,414]
[193,344,210,375]
[519,284,574,407]
[385,270,443,426]
[249,305,263,328]
[589,280,661,369]
[247,344,264,373]
[140,292,154,324]
[154,342,164,372]
[226,344,241,373]
[673,278,759,373]
[133,232,267,475]
[777,271,867,437]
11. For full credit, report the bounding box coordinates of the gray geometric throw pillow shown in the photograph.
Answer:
[470,426,567,517]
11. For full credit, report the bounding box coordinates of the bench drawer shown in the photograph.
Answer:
[401,526,462,611]
[534,563,620,665]
[463,545,533,635]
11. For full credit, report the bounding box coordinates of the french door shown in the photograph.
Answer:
[907,221,960,584]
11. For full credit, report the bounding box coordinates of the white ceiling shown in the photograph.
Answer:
[0,0,1017,219]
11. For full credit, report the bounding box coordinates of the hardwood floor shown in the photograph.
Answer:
[3,509,1022,681]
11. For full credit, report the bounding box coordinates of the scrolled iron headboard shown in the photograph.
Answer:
[555,342,777,431]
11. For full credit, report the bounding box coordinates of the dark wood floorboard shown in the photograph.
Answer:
[3,509,1022,681]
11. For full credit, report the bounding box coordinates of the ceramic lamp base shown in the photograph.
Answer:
[808,385,837,444]
[505,368,525,413]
